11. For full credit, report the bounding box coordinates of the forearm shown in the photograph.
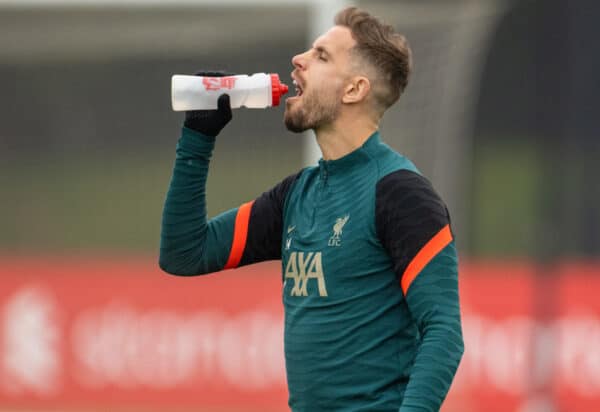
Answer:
[159,127,234,275]
[399,325,463,411]
[400,243,464,412]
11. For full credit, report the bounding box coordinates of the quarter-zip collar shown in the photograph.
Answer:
[318,131,380,181]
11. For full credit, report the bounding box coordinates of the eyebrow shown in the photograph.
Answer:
[314,45,331,58]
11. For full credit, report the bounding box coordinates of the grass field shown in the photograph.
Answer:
[0,146,300,254]
[1,140,541,257]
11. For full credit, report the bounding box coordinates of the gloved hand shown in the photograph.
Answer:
[184,71,233,137]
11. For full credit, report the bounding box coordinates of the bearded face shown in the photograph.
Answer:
[284,25,359,133]
[284,75,342,133]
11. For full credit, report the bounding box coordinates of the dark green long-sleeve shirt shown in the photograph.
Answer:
[160,127,464,411]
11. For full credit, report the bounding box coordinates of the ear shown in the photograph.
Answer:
[342,76,371,104]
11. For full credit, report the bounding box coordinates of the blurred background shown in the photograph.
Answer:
[0,0,599,411]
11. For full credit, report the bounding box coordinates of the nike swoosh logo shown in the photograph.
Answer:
[287,225,296,234]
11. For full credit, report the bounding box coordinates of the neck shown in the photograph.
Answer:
[315,111,379,160]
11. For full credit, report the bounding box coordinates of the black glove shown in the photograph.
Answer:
[184,71,233,137]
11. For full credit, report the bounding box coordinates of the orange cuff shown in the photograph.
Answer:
[401,224,453,295]
[224,201,254,269]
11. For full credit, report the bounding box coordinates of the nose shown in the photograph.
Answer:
[292,51,307,70]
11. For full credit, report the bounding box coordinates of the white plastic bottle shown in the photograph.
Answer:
[171,73,289,111]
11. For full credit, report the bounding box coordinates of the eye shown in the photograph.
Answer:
[318,53,327,61]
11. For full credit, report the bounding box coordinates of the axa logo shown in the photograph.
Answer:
[328,215,349,247]
[284,251,328,297]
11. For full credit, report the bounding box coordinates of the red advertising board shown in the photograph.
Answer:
[0,257,598,411]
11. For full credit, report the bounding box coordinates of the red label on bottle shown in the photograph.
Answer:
[202,76,237,91]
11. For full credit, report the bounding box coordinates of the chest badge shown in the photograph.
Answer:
[328,214,349,247]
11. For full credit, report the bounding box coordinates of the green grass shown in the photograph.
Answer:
[470,140,542,257]
[0,139,551,258]
[0,146,301,253]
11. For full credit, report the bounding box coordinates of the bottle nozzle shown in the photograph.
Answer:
[270,73,289,106]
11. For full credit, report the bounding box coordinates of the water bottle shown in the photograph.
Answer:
[171,73,289,111]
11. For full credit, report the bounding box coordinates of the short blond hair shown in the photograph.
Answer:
[335,7,412,112]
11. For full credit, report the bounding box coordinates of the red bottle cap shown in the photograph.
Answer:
[270,73,289,106]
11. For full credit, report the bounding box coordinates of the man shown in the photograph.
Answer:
[160,6,463,412]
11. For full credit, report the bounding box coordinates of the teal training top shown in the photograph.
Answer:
[160,127,464,412]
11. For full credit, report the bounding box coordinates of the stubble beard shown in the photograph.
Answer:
[284,90,340,133]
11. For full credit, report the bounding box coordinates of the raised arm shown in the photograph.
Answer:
[376,169,464,412]
[159,84,301,276]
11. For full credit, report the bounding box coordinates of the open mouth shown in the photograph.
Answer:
[292,79,304,97]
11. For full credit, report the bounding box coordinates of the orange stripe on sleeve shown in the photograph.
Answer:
[224,200,255,269]
[401,224,453,295]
